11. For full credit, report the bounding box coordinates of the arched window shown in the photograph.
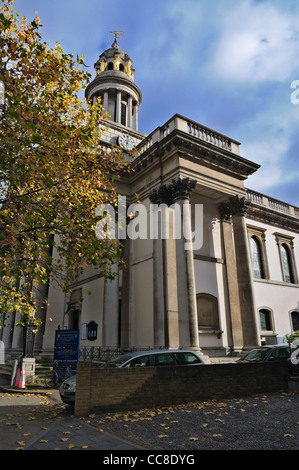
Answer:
[119,63,124,71]
[107,62,113,70]
[250,236,264,279]
[280,244,294,283]
[291,311,299,332]
[259,308,272,331]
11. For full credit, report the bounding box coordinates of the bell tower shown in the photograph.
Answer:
[85,32,144,150]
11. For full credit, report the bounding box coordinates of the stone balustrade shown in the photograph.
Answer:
[246,189,299,218]
[137,114,241,156]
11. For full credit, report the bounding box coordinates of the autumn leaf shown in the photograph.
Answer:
[157,434,168,438]
[68,443,76,449]
[0,0,129,327]
[16,441,25,447]
[189,437,199,441]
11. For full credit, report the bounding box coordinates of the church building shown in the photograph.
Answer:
[3,34,299,362]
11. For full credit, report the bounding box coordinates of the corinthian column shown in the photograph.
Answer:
[219,196,259,348]
[171,178,199,349]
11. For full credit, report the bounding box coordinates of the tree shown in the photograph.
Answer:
[0,0,130,330]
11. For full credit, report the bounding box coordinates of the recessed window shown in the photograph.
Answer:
[259,308,272,331]
[87,321,98,341]
[247,226,268,280]
[251,236,264,279]
[196,294,219,330]
[121,103,127,126]
[291,311,299,332]
[275,233,297,284]
[107,62,113,70]
[280,244,294,283]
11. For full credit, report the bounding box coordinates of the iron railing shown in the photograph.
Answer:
[79,346,153,363]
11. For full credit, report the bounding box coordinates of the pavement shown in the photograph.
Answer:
[0,383,145,451]
[0,380,299,455]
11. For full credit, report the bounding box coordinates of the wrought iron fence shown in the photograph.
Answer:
[79,346,153,363]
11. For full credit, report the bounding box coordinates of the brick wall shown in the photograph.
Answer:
[74,361,289,416]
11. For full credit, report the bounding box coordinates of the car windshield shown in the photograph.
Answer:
[240,348,270,362]
[101,355,132,368]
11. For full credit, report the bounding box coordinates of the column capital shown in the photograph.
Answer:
[171,177,196,202]
[149,178,196,206]
[218,196,251,220]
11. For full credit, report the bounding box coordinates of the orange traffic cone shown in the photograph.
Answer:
[15,367,21,388]
[18,368,26,389]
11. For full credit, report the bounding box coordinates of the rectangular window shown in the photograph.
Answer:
[121,103,126,126]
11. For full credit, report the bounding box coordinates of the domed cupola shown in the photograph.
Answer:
[85,32,142,136]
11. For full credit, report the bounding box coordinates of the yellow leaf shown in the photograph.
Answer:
[189,437,199,441]
[39,439,48,443]
[16,441,25,446]
[69,443,76,449]
[157,434,168,438]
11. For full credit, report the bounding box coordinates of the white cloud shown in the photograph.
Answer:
[214,1,299,82]
[244,139,287,191]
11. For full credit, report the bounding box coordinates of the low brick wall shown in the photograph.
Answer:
[74,361,289,416]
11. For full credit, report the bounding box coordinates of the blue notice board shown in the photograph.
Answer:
[54,330,80,368]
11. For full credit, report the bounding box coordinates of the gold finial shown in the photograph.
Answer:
[109,31,124,45]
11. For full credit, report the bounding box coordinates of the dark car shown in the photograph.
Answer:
[238,344,291,363]
[59,349,205,405]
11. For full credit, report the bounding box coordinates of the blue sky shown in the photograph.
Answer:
[11,0,299,207]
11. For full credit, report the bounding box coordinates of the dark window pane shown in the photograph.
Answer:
[281,244,293,283]
[259,309,272,331]
[251,236,264,279]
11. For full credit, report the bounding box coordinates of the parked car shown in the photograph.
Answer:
[59,349,205,405]
[238,344,291,363]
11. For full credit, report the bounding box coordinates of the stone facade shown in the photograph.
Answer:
[1,37,299,362]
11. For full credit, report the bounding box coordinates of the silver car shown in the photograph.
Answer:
[59,349,205,405]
